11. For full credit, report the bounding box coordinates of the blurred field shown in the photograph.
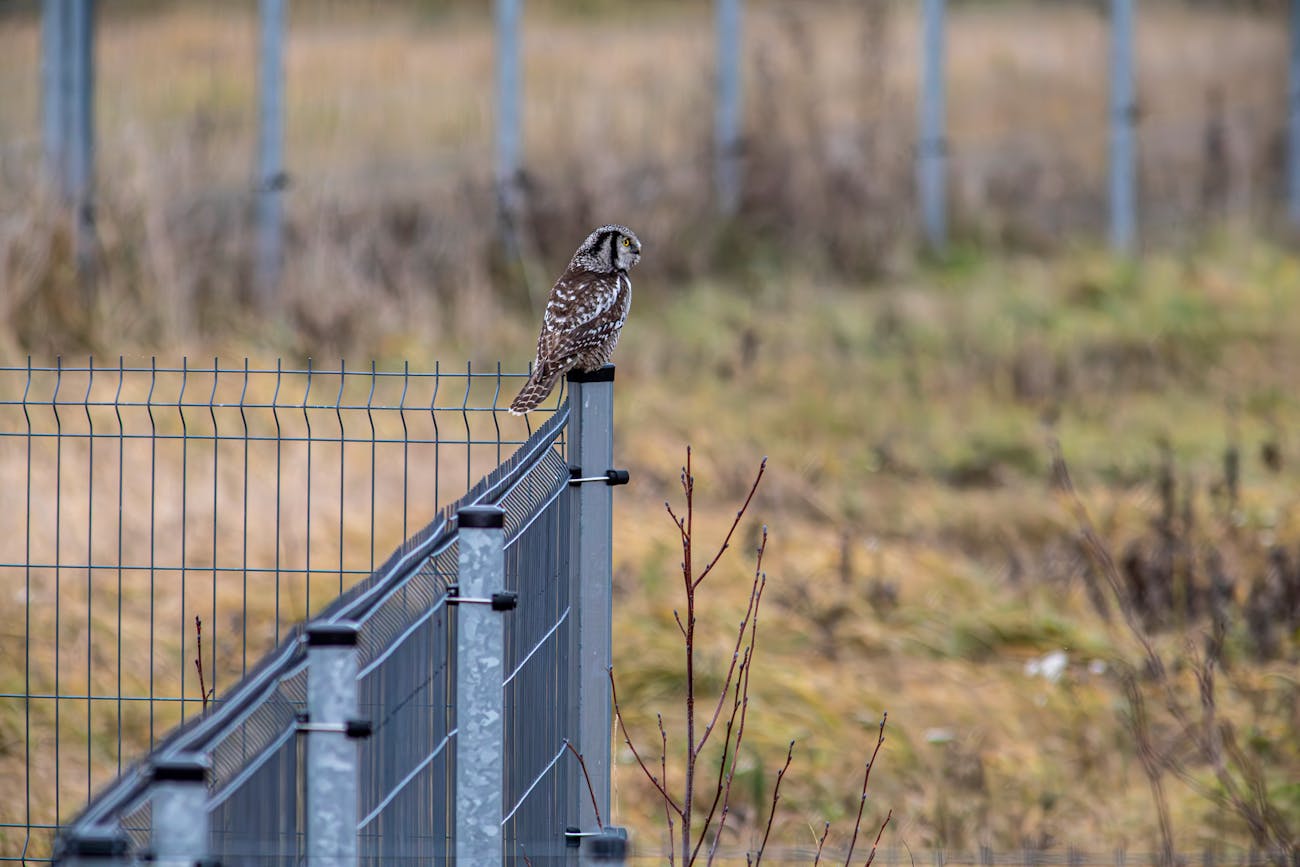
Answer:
[0,0,1297,859]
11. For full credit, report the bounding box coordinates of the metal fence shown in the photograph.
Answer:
[0,359,621,864]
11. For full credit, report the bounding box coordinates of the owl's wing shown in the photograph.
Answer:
[542,268,621,334]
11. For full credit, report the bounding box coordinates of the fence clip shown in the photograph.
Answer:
[295,716,373,739]
[447,587,518,611]
[569,467,630,487]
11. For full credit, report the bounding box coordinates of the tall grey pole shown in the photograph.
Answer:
[149,755,210,866]
[1109,0,1137,254]
[1289,0,1300,225]
[495,0,523,218]
[918,0,947,251]
[455,506,507,867]
[566,366,615,837]
[67,0,94,272]
[714,0,742,216]
[305,622,360,867]
[256,0,286,306]
[41,0,66,190]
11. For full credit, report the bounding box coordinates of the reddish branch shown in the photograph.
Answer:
[863,810,894,867]
[752,740,795,867]
[844,714,888,867]
[193,615,213,712]
[563,740,604,830]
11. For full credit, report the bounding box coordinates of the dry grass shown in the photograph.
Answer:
[0,0,1297,859]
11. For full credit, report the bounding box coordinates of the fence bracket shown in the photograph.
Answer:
[295,717,373,739]
[447,586,518,611]
[568,467,630,487]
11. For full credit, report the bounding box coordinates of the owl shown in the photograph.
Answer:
[509,224,642,415]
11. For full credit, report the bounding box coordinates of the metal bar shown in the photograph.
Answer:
[1290,0,1300,225]
[455,505,507,866]
[41,0,66,189]
[67,0,94,272]
[918,0,947,250]
[494,0,522,217]
[1109,0,1137,254]
[305,622,360,866]
[566,364,615,836]
[113,358,123,773]
[714,0,742,215]
[256,0,286,303]
[52,358,63,824]
[21,358,33,857]
[83,359,93,802]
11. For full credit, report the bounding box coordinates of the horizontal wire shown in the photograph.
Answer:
[0,432,532,445]
[1,563,376,574]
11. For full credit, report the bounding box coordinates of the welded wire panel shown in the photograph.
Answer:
[500,449,577,863]
[0,357,555,862]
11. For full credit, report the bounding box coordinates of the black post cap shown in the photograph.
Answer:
[566,364,615,384]
[59,828,131,858]
[458,505,505,529]
[305,622,360,647]
[151,754,210,783]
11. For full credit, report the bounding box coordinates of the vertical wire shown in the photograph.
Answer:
[147,358,158,743]
[461,361,472,491]
[21,356,32,846]
[399,361,409,539]
[365,362,376,571]
[239,359,250,673]
[52,356,62,823]
[492,362,503,466]
[179,357,189,721]
[208,358,220,699]
[82,356,94,800]
[113,357,124,771]
[431,361,440,520]
[336,359,346,594]
[304,358,314,615]
[272,359,283,642]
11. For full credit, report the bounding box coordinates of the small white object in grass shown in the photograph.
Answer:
[1024,649,1068,683]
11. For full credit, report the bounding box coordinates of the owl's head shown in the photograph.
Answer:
[574,225,642,274]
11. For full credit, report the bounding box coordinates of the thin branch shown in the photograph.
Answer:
[697,530,768,756]
[563,740,604,830]
[695,648,750,865]
[845,714,888,867]
[813,821,832,867]
[193,615,212,712]
[694,457,768,590]
[752,740,795,866]
[609,666,683,815]
[863,809,893,867]
[659,713,676,867]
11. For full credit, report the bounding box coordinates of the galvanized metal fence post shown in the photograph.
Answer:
[149,755,210,865]
[566,366,615,841]
[714,0,743,216]
[56,828,131,867]
[495,0,523,219]
[455,505,508,866]
[41,0,66,189]
[305,622,360,867]
[1289,0,1300,226]
[256,0,286,306]
[918,0,947,251]
[1109,0,1137,254]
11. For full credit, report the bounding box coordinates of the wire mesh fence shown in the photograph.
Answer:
[0,357,573,862]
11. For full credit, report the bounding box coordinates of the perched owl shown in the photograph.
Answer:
[509,224,642,415]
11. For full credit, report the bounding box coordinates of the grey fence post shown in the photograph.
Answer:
[566,365,615,840]
[1289,0,1300,226]
[495,0,523,219]
[918,0,947,250]
[256,0,286,306]
[1109,0,1137,254]
[305,622,360,867]
[57,828,130,867]
[455,505,507,866]
[40,0,66,188]
[714,0,743,215]
[149,754,210,865]
[62,0,95,273]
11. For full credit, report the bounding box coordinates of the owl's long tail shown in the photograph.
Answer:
[508,360,566,415]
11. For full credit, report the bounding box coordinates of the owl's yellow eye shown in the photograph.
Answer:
[622,237,631,247]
